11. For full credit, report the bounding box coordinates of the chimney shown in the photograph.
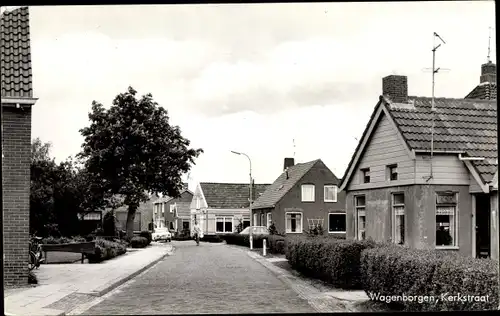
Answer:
[480,61,496,84]
[382,75,408,103]
[283,158,294,171]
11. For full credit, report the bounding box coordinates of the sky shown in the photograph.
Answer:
[27,2,496,190]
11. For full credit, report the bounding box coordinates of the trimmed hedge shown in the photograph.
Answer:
[222,233,267,248]
[267,235,286,254]
[130,236,149,248]
[200,235,223,243]
[361,245,499,311]
[285,236,377,289]
[87,238,127,263]
[139,231,152,245]
[42,236,87,244]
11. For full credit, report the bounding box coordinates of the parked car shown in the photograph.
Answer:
[239,226,269,235]
[152,228,172,242]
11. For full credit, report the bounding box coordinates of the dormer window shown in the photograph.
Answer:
[361,168,370,183]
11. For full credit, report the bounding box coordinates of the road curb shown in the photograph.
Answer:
[92,246,174,297]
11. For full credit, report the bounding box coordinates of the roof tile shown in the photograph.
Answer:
[200,183,270,209]
[1,6,32,98]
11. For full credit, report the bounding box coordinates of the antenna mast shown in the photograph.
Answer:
[428,32,446,182]
[487,26,492,62]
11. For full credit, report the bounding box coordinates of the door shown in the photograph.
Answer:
[476,194,491,258]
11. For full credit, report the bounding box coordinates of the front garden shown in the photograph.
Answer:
[220,224,499,312]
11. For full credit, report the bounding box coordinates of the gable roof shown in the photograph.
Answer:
[1,7,33,99]
[200,182,270,209]
[465,82,497,100]
[153,188,193,204]
[252,159,321,210]
[340,95,497,190]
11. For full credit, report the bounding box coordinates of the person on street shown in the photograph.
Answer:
[193,221,201,246]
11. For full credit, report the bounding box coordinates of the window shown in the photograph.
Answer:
[388,164,398,181]
[169,221,174,230]
[435,193,458,248]
[182,221,190,230]
[260,213,265,227]
[196,197,201,210]
[285,212,303,233]
[301,184,315,202]
[266,213,272,228]
[324,185,338,202]
[361,168,370,183]
[253,213,258,227]
[328,213,346,233]
[243,219,250,229]
[355,196,366,240]
[161,203,165,216]
[170,204,175,213]
[392,193,405,245]
[216,217,233,233]
[83,212,101,221]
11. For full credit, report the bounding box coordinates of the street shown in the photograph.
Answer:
[83,241,315,314]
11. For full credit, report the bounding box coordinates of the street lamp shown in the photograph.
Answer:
[231,150,254,250]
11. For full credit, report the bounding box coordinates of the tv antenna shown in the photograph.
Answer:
[422,32,447,183]
[487,26,493,62]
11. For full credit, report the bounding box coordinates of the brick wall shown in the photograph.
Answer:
[2,106,32,286]
[382,75,408,103]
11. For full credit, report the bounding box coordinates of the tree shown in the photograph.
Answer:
[78,87,203,239]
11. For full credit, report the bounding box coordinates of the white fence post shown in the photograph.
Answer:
[263,238,267,257]
[250,235,253,250]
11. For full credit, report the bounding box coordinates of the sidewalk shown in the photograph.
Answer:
[246,250,369,313]
[4,243,174,316]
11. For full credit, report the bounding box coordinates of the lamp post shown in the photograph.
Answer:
[231,150,253,250]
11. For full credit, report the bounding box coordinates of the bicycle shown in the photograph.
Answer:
[28,236,45,271]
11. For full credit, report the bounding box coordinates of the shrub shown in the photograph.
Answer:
[130,236,149,248]
[28,270,38,284]
[222,233,268,248]
[235,219,244,233]
[41,236,87,244]
[361,245,498,311]
[307,224,325,236]
[285,236,377,289]
[87,238,127,263]
[200,235,223,243]
[103,212,117,237]
[268,222,278,235]
[172,235,192,241]
[267,235,286,254]
[139,231,152,245]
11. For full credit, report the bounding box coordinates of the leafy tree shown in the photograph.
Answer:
[78,87,203,239]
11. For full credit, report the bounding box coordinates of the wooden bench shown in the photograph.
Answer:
[41,242,96,264]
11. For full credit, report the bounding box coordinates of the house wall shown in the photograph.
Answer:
[270,160,345,235]
[163,191,193,229]
[2,106,32,286]
[348,113,415,191]
[191,208,249,235]
[491,191,499,260]
[116,210,142,232]
[346,184,472,256]
[414,155,470,185]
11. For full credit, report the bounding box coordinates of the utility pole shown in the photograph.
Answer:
[231,150,253,249]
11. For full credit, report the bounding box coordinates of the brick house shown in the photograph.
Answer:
[252,158,345,235]
[152,183,193,234]
[339,63,497,259]
[190,182,270,236]
[1,7,38,286]
[113,194,156,232]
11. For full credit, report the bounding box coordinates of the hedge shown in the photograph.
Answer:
[222,233,267,248]
[139,231,152,245]
[200,235,224,243]
[42,236,87,244]
[130,236,149,248]
[267,235,286,254]
[285,236,377,289]
[87,238,127,263]
[361,245,499,311]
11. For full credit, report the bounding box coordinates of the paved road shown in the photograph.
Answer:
[83,241,315,314]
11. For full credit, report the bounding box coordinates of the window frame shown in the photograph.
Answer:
[324,185,338,203]
[266,213,272,228]
[301,184,315,202]
[388,164,398,181]
[215,216,234,233]
[435,192,459,249]
[391,192,405,245]
[328,212,346,234]
[170,203,175,213]
[355,195,366,240]
[285,212,303,234]
[361,168,370,183]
